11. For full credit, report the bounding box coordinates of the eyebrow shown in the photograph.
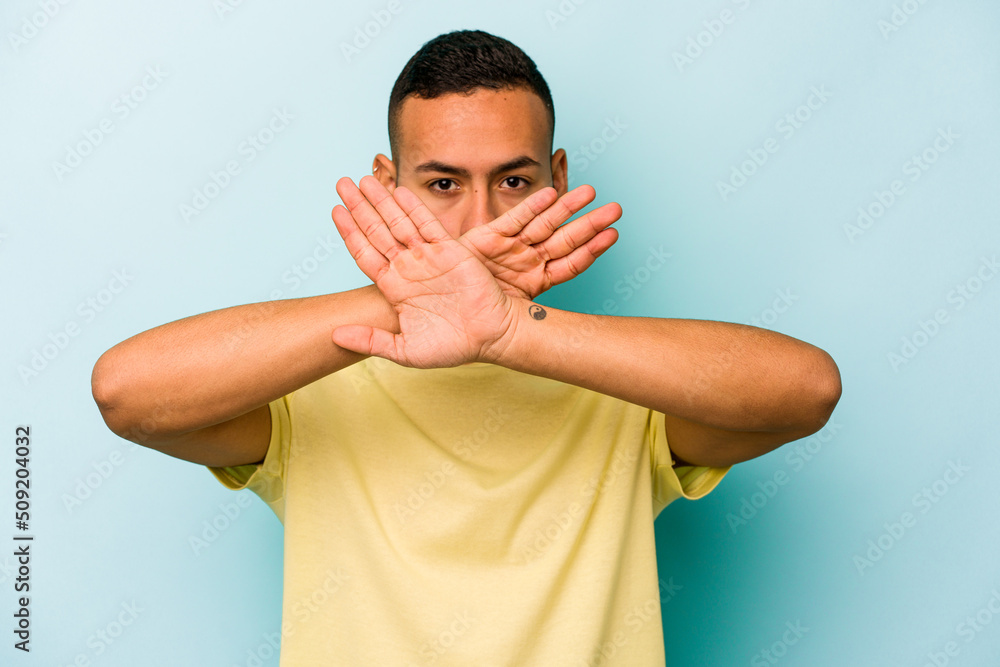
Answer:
[412,155,543,180]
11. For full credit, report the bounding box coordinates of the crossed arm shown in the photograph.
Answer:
[490,303,840,467]
[330,176,842,468]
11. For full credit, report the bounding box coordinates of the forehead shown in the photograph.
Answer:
[396,86,549,171]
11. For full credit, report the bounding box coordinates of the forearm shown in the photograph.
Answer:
[91,283,398,440]
[491,302,840,434]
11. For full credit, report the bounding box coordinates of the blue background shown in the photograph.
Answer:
[2,1,998,665]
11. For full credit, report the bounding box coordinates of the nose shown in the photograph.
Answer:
[460,187,501,235]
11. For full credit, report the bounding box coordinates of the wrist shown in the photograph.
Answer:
[479,297,534,367]
[358,283,400,335]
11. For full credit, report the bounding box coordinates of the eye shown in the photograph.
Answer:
[427,176,530,194]
[501,176,529,190]
[429,178,458,193]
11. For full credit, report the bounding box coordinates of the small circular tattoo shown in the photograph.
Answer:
[528,305,547,320]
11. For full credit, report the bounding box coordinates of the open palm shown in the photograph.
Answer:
[331,176,519,368]
[457,184,622,301]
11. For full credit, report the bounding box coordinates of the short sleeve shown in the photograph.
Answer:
[205,395,291,523]
[647,408,731,517]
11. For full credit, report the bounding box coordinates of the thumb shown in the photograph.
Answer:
[332,325,400,362]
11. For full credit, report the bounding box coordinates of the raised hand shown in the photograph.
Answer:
[330,176,522,369]
[457,184,622,301]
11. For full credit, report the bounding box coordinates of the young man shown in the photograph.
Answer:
[92,30,841,665]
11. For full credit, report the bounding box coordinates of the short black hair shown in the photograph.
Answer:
[387,29,555,162]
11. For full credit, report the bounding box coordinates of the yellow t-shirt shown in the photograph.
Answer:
[207,356,730,666]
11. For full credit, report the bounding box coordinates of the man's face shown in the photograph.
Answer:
[373,86,567,239]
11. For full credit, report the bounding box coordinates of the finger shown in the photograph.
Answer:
[390,185,453,243]
[488,186,559,238]
[517,185,597,246]
[332,324,402,363]
[336,177,405,260]
[538,201,623,261]
[544,227,619,287]
[358,175,424,247]
[331,204,388,282]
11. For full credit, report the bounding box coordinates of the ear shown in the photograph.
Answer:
[549,148,568,197]
[372,153,397,191]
